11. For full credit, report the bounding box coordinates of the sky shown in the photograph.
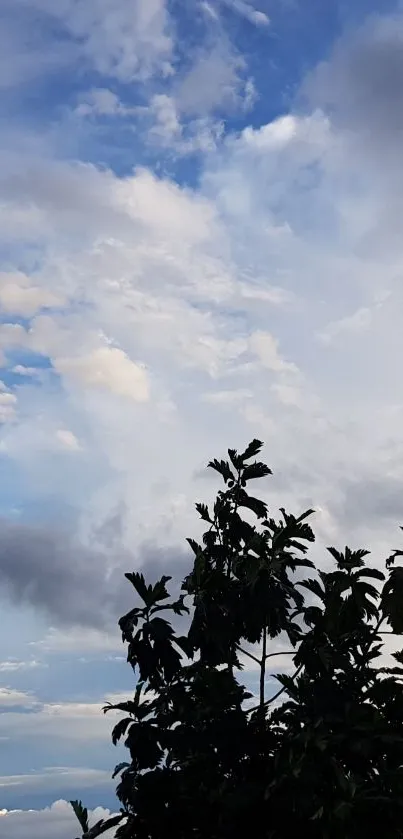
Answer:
[1,0,403,835]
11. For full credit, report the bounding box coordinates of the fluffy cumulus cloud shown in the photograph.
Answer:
[1,0,403,825]
[0,800,118,839]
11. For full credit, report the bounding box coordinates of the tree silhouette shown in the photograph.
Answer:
[72,440,403,839]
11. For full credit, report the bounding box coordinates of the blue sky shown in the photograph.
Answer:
[1,0,403,835]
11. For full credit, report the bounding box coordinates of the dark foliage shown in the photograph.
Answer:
[72,441,403,839]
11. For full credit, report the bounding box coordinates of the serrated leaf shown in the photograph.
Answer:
[195,502,212,523]
[297,578,325,601]
[355,567,385,582]
[111,717,132,745]
[237,490,268,520]
[208,458,234,484]
[228,447,242,470]
[242,462,272,482]
[125,572,150,605]
[187,537,203,557]
[239,439,264,461]
[70,800,89,833]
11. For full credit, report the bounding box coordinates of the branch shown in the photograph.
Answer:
[259,626,267,710]
[237,645,261,666]
[265,651,294,661]
[238,647,294,666]
[247,664,303,715]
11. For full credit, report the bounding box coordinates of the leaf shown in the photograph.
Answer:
[150,576,172,604]
[70,800,89,833]
[327,546,369,569]
[392,649,403,665]
[84,815,124,838]
[297,578,325,601]
[125,572,150,605]
[111,717,132,746]
[296,509,315,522]
[195,502,212,523]
[381,566,403,632]
[112,762,130,779]
[239,439,264,461]
[242,462,272,482]
[304,605,322,626]
[228,447,242,470]
[208,458,234,484]
[237,490,268,520]
[356,567,385,582]
[386,549,403,569]
[187,538,203,557]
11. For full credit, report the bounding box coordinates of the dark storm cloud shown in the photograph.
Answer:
[0,518,190,629]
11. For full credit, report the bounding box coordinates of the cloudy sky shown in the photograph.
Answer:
[1,0,403,834]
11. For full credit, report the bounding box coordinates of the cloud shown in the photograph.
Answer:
[1,6,403,651]
[0,687,36,708]
[0,519,127,628]
[8,0,173,83]
[0,798,118,839]
[217,0,270,27]
[55,347,150,402]
[173,37,256,120]
[0,516,191,629]
[0,272,65,317]
[0,659,44,673]
[249,331,299,374]
[0,388,17,423]
[55,429,81,452]
[75,88,132,117]
[303,10,403,162]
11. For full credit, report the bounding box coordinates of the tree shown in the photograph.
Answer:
[72,440,403,839]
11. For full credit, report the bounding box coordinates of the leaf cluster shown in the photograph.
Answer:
[72,441,403,839]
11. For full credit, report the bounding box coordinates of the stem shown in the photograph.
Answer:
[237,647,294,665]
[247,663,303,715]
[259,626,267,710]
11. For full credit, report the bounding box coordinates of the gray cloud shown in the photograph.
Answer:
[303,11,403,159]
[334,473,403,534]
[0,518,190,629]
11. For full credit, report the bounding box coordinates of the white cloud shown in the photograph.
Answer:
[0,273,64,317]
[75,87,131,117]
[0,687,36,708]
[249,331,299,374]
[0,659,44,673]
[0,391,17,423]
[217,0,270,27]
[14,0,173,83]
[55,347,150,402]
[174,40,254,117]
[31,627,122,654]
[0,798,118,839]
[1,8,403,639]
[55,429,81,451]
